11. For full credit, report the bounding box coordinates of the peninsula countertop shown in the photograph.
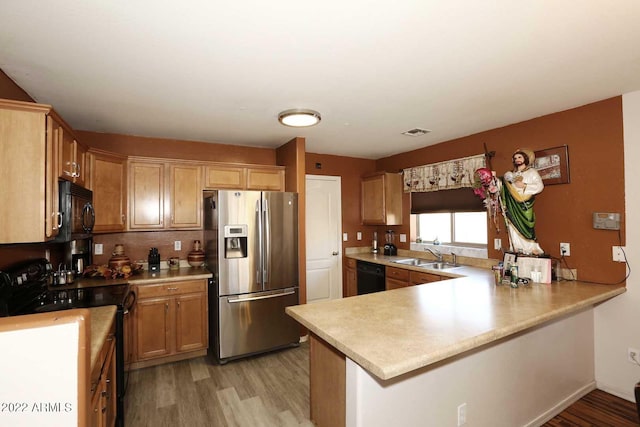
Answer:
[286,255,625,381]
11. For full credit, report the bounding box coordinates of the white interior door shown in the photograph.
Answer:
[306,175,342,303]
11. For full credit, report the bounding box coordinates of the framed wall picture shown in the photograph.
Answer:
[533,145,570,185]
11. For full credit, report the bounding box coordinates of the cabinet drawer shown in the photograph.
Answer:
[409,271,441,285]
[345,258,357,269]
[136,279,206,299]
[386,266,409,281]
[386,277,408,290]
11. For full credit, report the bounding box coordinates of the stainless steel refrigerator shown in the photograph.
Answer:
[204,190,300,363]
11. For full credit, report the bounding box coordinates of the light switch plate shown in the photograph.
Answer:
[494,238,502,250]
[613,246,626,262]
[343,233,348,241]
[399,234,407,243]
[357,232,362,241]
[94,244,103,255]
[174,240,181,251]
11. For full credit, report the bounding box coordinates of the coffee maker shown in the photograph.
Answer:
[383,230,397,256]
[64,239,92,275]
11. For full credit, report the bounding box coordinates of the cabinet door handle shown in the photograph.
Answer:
[166,287,178,291]
[165,302,169,311]
[177,301,181,308]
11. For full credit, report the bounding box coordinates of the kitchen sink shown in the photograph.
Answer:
[393,258,428,266]
[393,259,459,270]
[421,262,458,270]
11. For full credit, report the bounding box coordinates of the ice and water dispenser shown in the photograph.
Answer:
[224,225,248,259]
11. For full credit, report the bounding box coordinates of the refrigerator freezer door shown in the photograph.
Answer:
[217,191,262,296]
[262,192,298,291]
[217,287,300,361]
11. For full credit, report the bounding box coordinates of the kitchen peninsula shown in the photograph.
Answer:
[286,255,625,427]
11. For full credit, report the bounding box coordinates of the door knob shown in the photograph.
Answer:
[332,251,339,256]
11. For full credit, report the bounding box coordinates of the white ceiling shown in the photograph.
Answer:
[2,1,640,160]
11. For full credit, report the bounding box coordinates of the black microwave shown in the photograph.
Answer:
[55,181,95,242]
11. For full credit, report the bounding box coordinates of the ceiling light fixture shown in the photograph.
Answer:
[278,109,321,127]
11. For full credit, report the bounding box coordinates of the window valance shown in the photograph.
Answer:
[403,154,486,193]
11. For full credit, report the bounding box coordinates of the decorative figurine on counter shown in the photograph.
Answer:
[501,148,544,255]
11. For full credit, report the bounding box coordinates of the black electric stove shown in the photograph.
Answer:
[0,258,133,427]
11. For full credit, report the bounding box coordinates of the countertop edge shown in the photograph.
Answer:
[89,305,117,371]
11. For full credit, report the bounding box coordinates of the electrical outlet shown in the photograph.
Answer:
[613,246,626,262]
[357,232,362,241]
[95,243,103,255]
[343,233,348,242]
[560,242,570,256]
[399,233,407,243]
[174,240,181,251]
[628,348,639,364]
[494,238,502,250]
[457,403,467,426]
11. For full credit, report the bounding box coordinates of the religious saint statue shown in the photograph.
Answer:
[501,149,544,254]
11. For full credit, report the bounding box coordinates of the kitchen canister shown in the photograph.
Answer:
[187,240,205,267]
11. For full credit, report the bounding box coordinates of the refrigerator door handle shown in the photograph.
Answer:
[227,290,295,303]
[256,198,262,285]
[263,198,270,285]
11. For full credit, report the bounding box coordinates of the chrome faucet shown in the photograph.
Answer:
[451,252,457,266]
[424,247,443,262]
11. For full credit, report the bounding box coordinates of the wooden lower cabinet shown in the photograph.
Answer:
[345,258,357,297]
[90,323,116,427]
[409,270,441,285]
[385,266,409,290]
[132,279,208,368]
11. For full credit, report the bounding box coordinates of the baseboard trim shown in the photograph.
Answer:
[127,349,207,371]
[596,381,636,403]
[523,381,597,427]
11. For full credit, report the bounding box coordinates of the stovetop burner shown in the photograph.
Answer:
[1,258,132,317]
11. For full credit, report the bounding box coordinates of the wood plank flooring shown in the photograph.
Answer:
[124,342,314,427]
[543,389,639,427]
[126,342,639,427]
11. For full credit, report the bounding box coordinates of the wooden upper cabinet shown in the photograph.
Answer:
[246,167,285,191]
[129,160,165,229]
[57,123,88,187]
[128,159,202,231]
[205,165,246,189]
[361,172,403,225]
[205,164,285,191]
[168,163,202,229]
[0,100,60,243]
[88,149,127,233]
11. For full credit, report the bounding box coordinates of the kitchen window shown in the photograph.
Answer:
[415,211,487,246]
[410,188,488,249]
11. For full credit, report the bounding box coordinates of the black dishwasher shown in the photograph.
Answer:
[356,261,385,295]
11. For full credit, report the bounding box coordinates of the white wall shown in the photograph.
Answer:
[594,91,640,401]
[347,309,596,427]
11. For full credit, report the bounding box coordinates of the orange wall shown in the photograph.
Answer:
[277,137,308,304]
[0,70,34,103]
[376,97,625,284]
[76,130,277,165]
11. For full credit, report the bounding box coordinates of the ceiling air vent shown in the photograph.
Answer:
[402,128,431,137]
